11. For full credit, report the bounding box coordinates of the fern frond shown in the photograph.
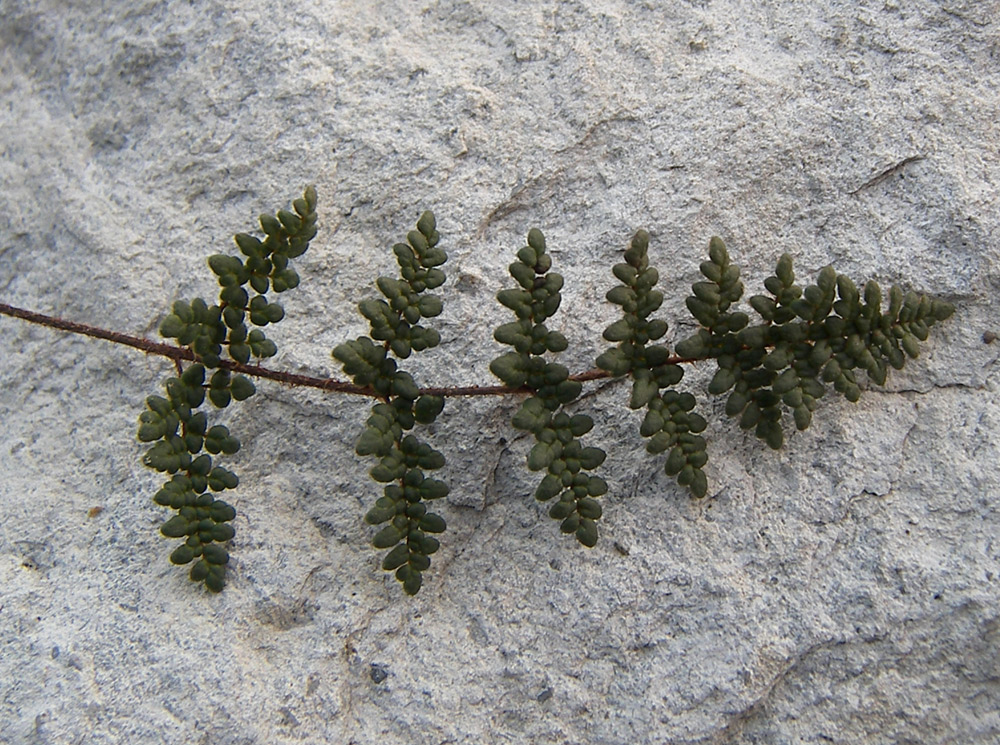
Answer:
[117,194,957,597]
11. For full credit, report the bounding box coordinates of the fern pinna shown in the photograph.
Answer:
[596,230,710,498]
[139,187,317,591]
[333,212,449,596]
[490,228,609,548]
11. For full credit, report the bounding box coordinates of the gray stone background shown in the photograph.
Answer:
[1,1,998,743]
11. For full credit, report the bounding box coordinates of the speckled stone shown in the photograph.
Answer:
[1,2,998,743]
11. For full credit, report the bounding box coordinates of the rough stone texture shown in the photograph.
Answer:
[1,1,998,743]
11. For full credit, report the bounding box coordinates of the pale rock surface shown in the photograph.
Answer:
[1,1,998,743]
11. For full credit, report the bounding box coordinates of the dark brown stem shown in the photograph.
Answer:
[0,301,701,398]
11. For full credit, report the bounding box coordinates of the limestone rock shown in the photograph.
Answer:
[1,2,997,743]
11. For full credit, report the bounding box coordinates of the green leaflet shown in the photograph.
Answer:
[491,229,610,547]
[597,230,709,498]
[333,211,449,596]
[139,187,318,592]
